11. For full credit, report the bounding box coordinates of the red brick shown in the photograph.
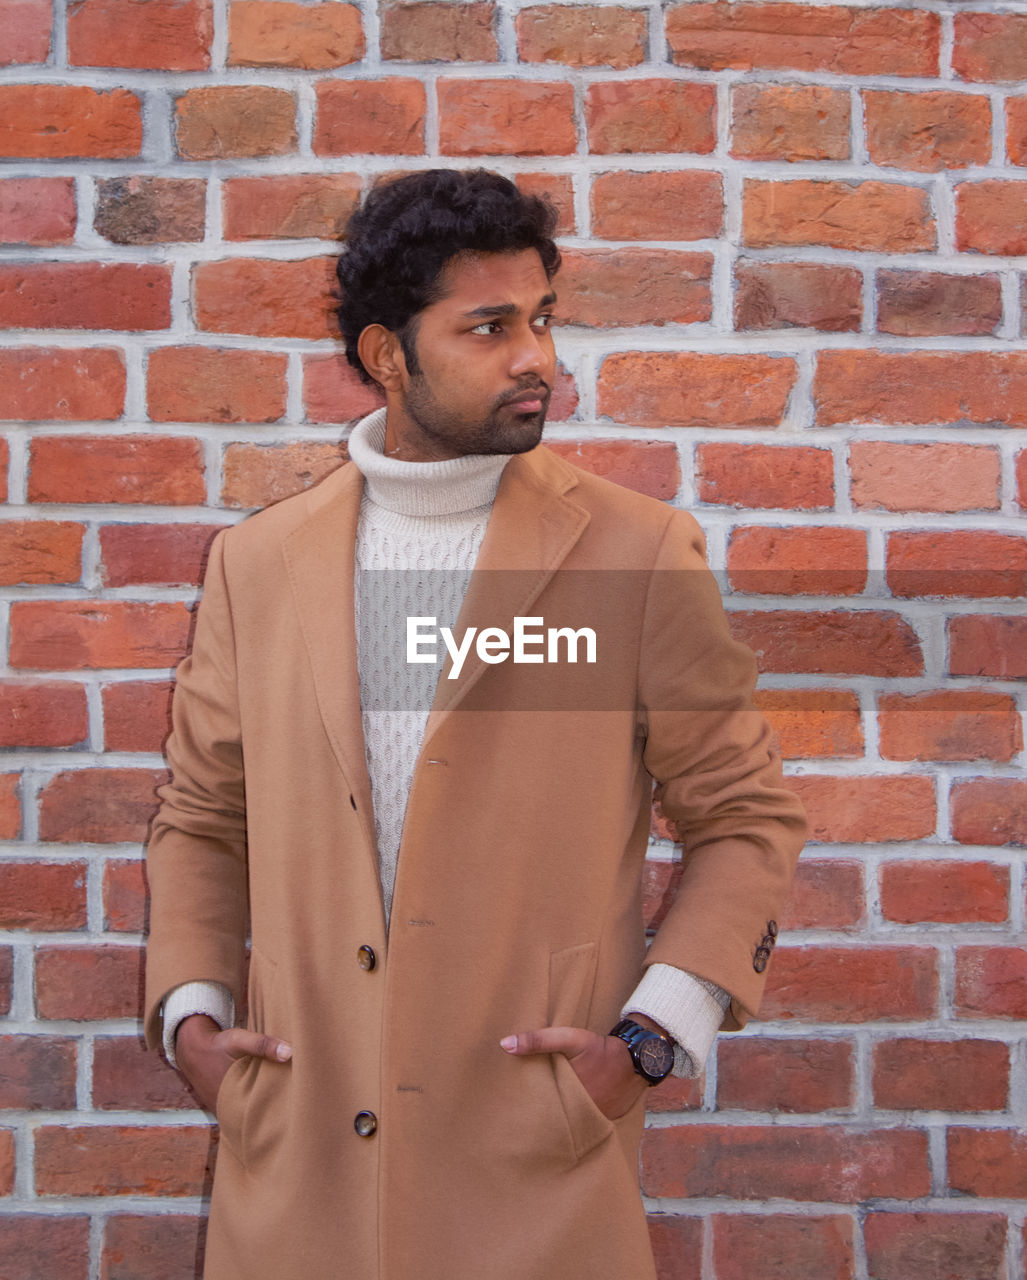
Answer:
[888,530,1027,600]
[1018,448,1027,508]
[100,523,221,588]
[728,610,923,677]
[514,172,574,236]
[734,261,861,333]
[438,79,576,156]
[222,440,347,509]
[94,177,205,245]
[0,1128,11,1192]
[717,1037,854,1113]
[0,439,7,502]
[745,180,934,252]
[731,84,849,161]
[175,86,296,159]
[0,520,83,585]
[953,12,1027,83]
[0,85,142,159]
[0,348,125,422]
[879,691,1021,762]
[956,181,1027,256]
[224,173,361,241]
[956,946,1027,1018]
[0,1216,90,1279]
[644,1072,703,1115]
[103,1214,208,1280]
[873,1039,1008,1112]
[787,775,935,843]
[0,263,171,331]
[779,859,864,931]
[754,689,863,759]
[950,615,1027,679]
[880,860,1009,925]
[814,350,1027,427]
[952,779,1027,847]
[0,680,88,748]
[103,857,149,931]
[38,770,165,844]
[599,352,795,428]
[0,776,20,841]
[865,91,991,172]
[1008,97,1027,167]
[591,170,723,241]
[35,943,144,1019]
[761,946,938,1022]
[713,1214,855,1280]
[69,0,210,67]
[667,3,938,75]
[866,1214,1008,1280]
[0,861,86,930]
[697,443,833,511]
[948,1129,1027,1198]
[877,269,1001,337]
[646,1216,702,1280]
[147,347,286,423]
[851,442,1000,513]
[550,367,583,424]
[194,256,336,340]
[10,601,190,670]
[382,0,495,61]
[35,1125,212,1196]
[29,435,203,505]
[586,80,715,154]
[517,5,644,68]
[314,78,425,155]
[2,0,51,63]
[93,1035,197,1110]
[559,248,711,328]
[0,177,75,245]
[727,526,867,596]
[643,1124,929,1200]
[546,440,680,501]
[0,1034,77,1108]
[229,0,363,67]
[301,355,383,425]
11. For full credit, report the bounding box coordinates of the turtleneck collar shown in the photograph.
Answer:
[346,408,511,518]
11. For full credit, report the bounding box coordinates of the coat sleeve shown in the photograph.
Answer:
[143,528,251,1051]
[636,508,807,1030]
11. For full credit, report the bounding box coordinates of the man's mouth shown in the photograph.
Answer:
[502,386,549,414]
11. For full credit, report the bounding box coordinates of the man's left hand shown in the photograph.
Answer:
[500,1025,651,1120]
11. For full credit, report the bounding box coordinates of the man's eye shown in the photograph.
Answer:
[533,314,554,330]
[471,321,502,336]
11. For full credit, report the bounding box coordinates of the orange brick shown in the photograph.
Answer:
[713,1215,855,1280]
[1008,97,1027,167]
[545,363,578,422]
[68,0,211,68]
[517,5,645,68]
[382,1,496,61]
[9,601,191,670]
[1018,448,1027,510]
[879,691,1021,762]
[223,173,361,241]
[951,779,1027,847]
[598,352,795,428]
[222,440,347,509]
[697,443,833,510]
[545,440,680,501]
[950,615,1027,679]
[438,79,576,156]
[865,1211,1007,1279]
[194,257,337,340]
[666,3,939,76]
[591,170,723,241]
[873,1040,1008,1111]
[730,610,922,677]
[0,177,76,245]
[514,172,575,236]
[29,435,204,505]
[302,355,385,424]
[780,859,864,931]
[753,689,863,759]
[0,680,88,748]
[34,1125,212,1196]
[175,86,296,159]
[35,943,143,1017]
[0,520,84,585]
[93,1035,197,1110]
[103,1216,208,1280]
[102,681,173,754]
[727,526,867,596]
[953,12,1027,83]
[586,81,716,154]
[647,1216,703,1280]
[103,857,149,931]
[744,179,935,252]
[880,861,1009,925]
[887,530,1027,599]
[100,523,222,587]
[0,775,20,840]
[147,347,287,423]
[0,439,7,502]
[229,1,363,68]
[0,347,125,422]
[864,90,991,171]
[762,945,938,1022]
[956,946,1027,1017]
[38,771,165,845]
[731,84,849,161]
[0,85,142,159]
[558,248,711,328]
[0,262,171,331]
[877,269,1001,337]
[0,1035,77,1107]
[717,1038,854,1113]
[3,0,51,63]
[949,1130,1027,1198]
[956,181,1027,255]
[735,261,861,333]
[94,176,205,245]
[0,862,87,930]
[787,775,935,843]
[314,79,426,155]
[0,1216,89,1278]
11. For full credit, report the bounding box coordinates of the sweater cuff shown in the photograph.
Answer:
[161,981,235,1069]
[621,964,730,1079]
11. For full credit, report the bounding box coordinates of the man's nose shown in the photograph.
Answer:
[508,327,549,379]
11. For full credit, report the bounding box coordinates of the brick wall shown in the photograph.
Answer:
[1,0,1025,1276]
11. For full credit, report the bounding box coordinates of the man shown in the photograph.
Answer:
[145,168,806,1279]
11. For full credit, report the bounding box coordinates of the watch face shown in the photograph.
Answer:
[638,1035,674,1080]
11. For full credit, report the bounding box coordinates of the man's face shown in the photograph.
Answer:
[384,248,558,462]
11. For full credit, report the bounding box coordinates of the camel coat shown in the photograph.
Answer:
[144,443,806,1280]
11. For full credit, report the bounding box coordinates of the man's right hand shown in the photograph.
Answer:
[173,1014,292,1113]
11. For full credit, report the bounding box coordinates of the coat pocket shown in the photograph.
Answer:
[548,942,614,1163]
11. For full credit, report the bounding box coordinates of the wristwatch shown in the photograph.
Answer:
[609,1018,675,1085]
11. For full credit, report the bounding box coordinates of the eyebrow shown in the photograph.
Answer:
[461,291,557,321]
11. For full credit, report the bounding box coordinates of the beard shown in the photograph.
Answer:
[398,374,552,459]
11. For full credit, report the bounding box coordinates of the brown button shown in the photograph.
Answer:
[753,945,771,974]
[766,920,778,939]
[357,945,376,971]
[354,1110,377,1137]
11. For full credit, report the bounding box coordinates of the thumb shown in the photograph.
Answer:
[218,1027,292,1063]
[500,1026,593,1058]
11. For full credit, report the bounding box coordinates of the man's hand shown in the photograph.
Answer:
[173,1014,292,1113]
[500,1025,650,1120]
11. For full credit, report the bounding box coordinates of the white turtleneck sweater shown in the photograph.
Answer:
[162,409,728,1078]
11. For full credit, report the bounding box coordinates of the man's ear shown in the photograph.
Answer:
[358,324,407,392]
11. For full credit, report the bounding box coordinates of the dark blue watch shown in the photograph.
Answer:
[610,1018,675,1085]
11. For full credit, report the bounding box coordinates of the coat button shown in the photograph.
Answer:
[767,920,779,939]
[354,1110,377,1137]
[753,945,771,974]
[357,945,376,971]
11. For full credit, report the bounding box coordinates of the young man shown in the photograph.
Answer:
[145,169,806,1279]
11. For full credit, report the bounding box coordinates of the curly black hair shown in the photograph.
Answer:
[336,168,561,385]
